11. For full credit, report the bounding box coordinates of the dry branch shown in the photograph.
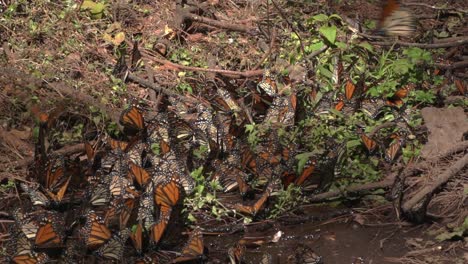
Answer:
[371,37,468,48]
[309,180,394,202]
[401,153,468,213]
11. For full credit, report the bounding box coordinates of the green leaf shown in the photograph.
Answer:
[319,25,337,44]
[295,152,314,174]
[317,65,333,79]
[311,14,329,22]
[307,41,325,53]
[81,0,96,10]
[347,139,362,149]
[358,42,374,52]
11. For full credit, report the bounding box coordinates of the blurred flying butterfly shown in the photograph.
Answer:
[377,0,415,37]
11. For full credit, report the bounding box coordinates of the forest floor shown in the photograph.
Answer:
[0,1,467,263]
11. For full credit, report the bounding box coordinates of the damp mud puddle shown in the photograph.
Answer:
[204,207,428,264]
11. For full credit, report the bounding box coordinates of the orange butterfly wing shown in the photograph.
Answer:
[154,180,180,208]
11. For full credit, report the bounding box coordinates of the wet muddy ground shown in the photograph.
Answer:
[203,206,442,264]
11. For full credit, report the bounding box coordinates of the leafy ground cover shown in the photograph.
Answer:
[0,0,466,263]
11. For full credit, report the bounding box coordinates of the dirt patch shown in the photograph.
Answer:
[421,107,468,159]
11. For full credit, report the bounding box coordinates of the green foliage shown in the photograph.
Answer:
[245,123,260,147]
[80,0,107,20]
[0,179,15,191]
[435,217,468,241]
[269,184,304,218]
[184,167,228,222]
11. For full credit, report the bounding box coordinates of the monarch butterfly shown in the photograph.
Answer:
[377,0,415,37]
[84,142,95,163]
[228,242,246,264]
[120,105,145,132]
[12,251,49,264]
[130,223,143,254]
[109,171,136,199]
[386,86,410,106]
[236,172,251,197]
[295,158,316,186]
[45,176,71,204]
[11,234,49,264]
[129,161,151,188]
[104,198,135,229]
[95,229,130,261]
[88,184,110,206]
[127,142,147,167]
[150,206,171,244]
[258,69,278,96]
[345,79,356,100]
[154,179,180,208]
[234,185,272,216]
[173,228,205,263]
[334,97,345,112]
[44,162,65,190]
[359,131,378,153]
[20,220,40,241]
[454,79,466,95]
[107,138,129,151]
[216,87,241,113]
[34,216,64,248]
[81,211,112,249]
[385,136,405,162]
[20,183,50,207]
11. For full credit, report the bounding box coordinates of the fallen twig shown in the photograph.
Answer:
[405,2,468,14]
[309,180,394,202]
[401,153,468,213]
[142,52,264,78]
[434,60,468,70]
[371,37,468,48]
[184,13,257,35]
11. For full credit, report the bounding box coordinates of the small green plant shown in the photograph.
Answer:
[269,184,304,218]
[80,0,107,20]
[245,123,260,147]
[184,167,228,222]
[0,179,16,191]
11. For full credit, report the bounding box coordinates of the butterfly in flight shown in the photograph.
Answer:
[377,0,415,37]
